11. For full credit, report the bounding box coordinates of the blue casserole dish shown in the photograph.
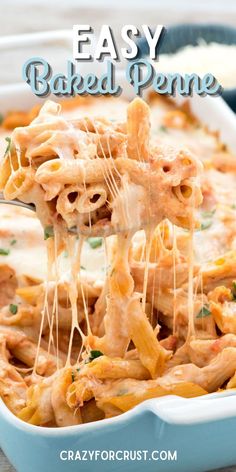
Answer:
[1,391,236,472]
[1,30,236,472]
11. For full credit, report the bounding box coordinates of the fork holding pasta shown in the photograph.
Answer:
[0,97,202,237]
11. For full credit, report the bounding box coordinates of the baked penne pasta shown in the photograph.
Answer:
[0,93,235,427]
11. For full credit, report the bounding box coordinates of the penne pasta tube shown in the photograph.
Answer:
[172,179,195,204]
[0,373,27,416]
[4,167,35,201]
[51,369,82,427]
[0,147,29,190]
[11,338,63,376]
[35,158,115,185]
[96,379,207,414]
[188,334,236,367]
[126,297,171,378]
[18,376,55,426]
[227,371,236,389]
[0,305,36,328]
[131,260,199,292]
[79,356,150,380]
[66,377,94,409]
[76,184,107,214]
[0,335,27,415]
[56,184,83,215]
[127,97,150,161]
[0,264,17,309]
[0,326,63,375]
[198,252,236,293]
[159,347,236,393]
[210,300,236,335]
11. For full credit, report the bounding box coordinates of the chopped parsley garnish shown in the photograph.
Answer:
[199,209,216,231]
[196,305,211,318]
[102,264,111,274]
[117,388,129,397]
[10,239,17,246]
[4,137,11,156]
[0,248,10,256]
[231,204,236,210]
[159,125,168,132]
[80,265,86,270]
[9,304,18,315]
[71,371,76,382]
[44,225,54,240]
[201,209,216,218]
[200,220,212,231]
[232,282,236,301]
[87,237,103,249]
[88,350,103,362]
[0,113,3,125]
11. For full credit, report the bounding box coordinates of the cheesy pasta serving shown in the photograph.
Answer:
[0,94,235,427]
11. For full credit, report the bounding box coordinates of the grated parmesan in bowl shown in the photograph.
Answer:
[155,41,236,90]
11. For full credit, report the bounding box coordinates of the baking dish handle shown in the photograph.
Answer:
[0,30,72,50]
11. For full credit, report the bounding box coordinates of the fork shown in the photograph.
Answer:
[0,191,35,212]
[0,192,95,236]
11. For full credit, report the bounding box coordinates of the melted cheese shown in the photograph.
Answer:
[0,95,235,427]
